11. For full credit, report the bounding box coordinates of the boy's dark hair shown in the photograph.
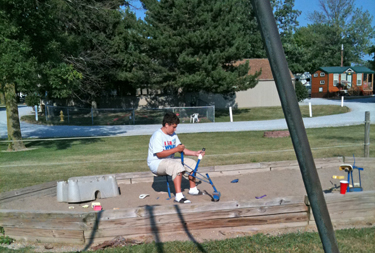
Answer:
[162,112,180,126]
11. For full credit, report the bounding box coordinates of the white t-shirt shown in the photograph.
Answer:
[147,128,181,174]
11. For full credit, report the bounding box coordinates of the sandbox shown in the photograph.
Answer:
[1,157,374,249]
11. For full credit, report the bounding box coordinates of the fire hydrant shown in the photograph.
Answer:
[60,110,64,122]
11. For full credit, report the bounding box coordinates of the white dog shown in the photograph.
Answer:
[190,113,199,123]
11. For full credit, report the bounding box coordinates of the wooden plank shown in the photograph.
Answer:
[0,181,57,200]
[116,179,131,185]
[89,221,309,245]
[311,208,375,221]
[305,191,375,206]
[8,235,85,244]
[98,196,304,221]
[323,191,375,203]
[85,212,308,239]
[0,218,91,230]
[0,209,96,219]
[343,157,375,163]
[326,201,375,213]
[208,168,270,177]
[5,227,84,240]
[259,157,343,170]
[0,210,96,230]
[0,181,57,202]
[0,188,56,204]
[95,203,308,229]
[214,163,261,172]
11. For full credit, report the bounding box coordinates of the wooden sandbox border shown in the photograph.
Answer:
[0,157,374,247]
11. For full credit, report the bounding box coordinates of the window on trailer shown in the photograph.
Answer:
[333,74,339,86]
[357,74,362,86]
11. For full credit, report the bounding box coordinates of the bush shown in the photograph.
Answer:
[25,94,40,106]
[295,81,309,102]
[347,86,362,96]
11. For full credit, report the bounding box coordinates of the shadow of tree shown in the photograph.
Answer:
[83,210,103,251]
[145,204,207,253]
[25,138,103,150]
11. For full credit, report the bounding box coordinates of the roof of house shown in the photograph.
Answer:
[318,66,375,74]
[234,58,294,80]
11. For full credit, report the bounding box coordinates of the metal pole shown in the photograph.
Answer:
[250,1,339,252]
[364,111,370,157]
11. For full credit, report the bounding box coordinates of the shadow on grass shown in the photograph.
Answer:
[145,205,207,253]
[215,108,251,117]
[25,138,103,150]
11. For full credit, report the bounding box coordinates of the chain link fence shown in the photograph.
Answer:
[45,105,215,125]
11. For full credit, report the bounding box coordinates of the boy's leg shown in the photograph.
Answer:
[157,159,191,203]
[183,158,204,195]
[182,158,197,188]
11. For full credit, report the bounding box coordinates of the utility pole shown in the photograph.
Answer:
[250,1,339,252]
[341,44,344,67]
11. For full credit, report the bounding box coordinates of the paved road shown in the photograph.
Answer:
[0,97,374,139]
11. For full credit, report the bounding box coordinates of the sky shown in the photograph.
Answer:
[130,0,375,60]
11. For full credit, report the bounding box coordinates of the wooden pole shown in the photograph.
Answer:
[229,107,233,122]
[364,111,370,157]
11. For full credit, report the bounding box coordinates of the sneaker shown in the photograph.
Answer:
[188,189,205,196]
[174,197,191,204]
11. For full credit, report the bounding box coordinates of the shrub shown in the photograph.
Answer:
[295,81,309,102]
[347,86,362,96]
[25,94,40,106]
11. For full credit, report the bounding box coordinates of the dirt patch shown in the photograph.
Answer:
[263,131,290,138]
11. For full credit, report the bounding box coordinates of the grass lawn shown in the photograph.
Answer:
[0,227,374,252]
[20,105,349,125]
[0,124,372,193]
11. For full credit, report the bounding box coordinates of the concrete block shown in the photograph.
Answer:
[57,174,119,203]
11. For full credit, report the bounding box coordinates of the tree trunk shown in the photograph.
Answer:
[4,83,26,151]
[0,89,5,105]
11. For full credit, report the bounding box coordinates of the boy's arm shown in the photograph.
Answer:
[183,148,205,157]
[156,144,185,158]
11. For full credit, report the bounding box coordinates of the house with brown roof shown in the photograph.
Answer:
[192,58,295,108]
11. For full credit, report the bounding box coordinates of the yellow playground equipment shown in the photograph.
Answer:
[339,156,364,192]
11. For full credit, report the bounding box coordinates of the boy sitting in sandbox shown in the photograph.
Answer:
[147,112,205,204]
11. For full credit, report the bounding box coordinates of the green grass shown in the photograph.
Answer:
[0,124,373,193]
[215,105,350,122]
[0,227,374,252]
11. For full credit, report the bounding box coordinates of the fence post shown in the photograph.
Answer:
[309,102,312,118]
[213,106,215,122]
[341,96,344,107]
[34,105,38,121]
[229,107,233,122]
[364,111,370,157]
[132,109,135,125]
[67,108,70,124]
[91,107,94,125]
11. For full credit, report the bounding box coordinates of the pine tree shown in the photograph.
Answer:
[140,0,260,106]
